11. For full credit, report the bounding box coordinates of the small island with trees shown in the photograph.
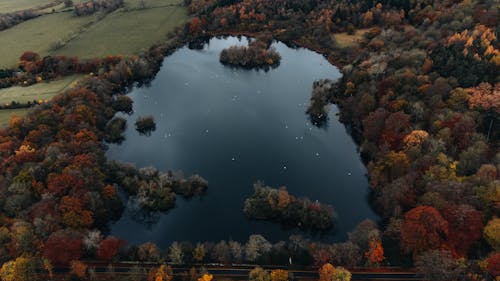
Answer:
[220,37,281,69]
[135,115,156,135]
[243,183,336,232]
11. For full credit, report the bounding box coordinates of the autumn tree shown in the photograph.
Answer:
[43,230,83,266]
[138,242,161,262]
[249,267,270,281]
[149,264,173,281]
[168,242,184,264]
[193,243,206,263]
[319,264,351,281]
[441,204,483,257]
[59,196,94,228]
[486,252,500,277]
[484,217,500,251]
[189,17,203,34]
[96,236,126,261]
[0,256,37,281]
[318,263,335,281]
[70,260,88,279]
[365,240,384,266]
[198,273,213,281]
[270,269,288,281]
[415,250,463,281]
[400,206,449,257]
[245,234,272,262]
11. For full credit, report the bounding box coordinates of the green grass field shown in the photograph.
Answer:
[0,0,55,13]
[0,0,188,68]
[0,75,83,127]
[53,5,188,59]
[0,12,95,68]
[0,75,83,105]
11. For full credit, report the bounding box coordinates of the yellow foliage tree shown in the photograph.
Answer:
[198,273,213,281]
[0,256,37,281]
[318,264,352,281]
[270,269,288,281]
[150,265,173,281]
[484,217,500,251]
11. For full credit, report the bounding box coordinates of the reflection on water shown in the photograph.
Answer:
[107,37,378,248]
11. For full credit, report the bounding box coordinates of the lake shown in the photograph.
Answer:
[107,37,378,248]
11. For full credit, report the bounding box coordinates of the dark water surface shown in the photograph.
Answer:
[107,37,378,248]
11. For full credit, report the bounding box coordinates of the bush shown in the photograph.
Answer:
[135,116,156,135]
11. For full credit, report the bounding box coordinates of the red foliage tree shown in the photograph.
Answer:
[441,204,483,257]
[43,230,83,266]
[189,17,202,34]
[47,173,85,196]
[400,206,449,256]
[380,111,411,149]
[19,51,40,62]
[96,236,126,261]
[486,252,500,277]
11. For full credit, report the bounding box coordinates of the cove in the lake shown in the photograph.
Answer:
[107,37,378,248]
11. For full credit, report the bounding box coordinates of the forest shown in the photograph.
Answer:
[0,0,498,280]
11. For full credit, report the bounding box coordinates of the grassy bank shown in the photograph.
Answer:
[0,0,56,13]
[0,12,94,68]
[0,75,83,105]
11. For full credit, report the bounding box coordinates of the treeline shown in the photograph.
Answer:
[73,0,124,16]
[244,183,336,232]
[0,51,125,90]
[220,37,281,69]
[0,10,37,32]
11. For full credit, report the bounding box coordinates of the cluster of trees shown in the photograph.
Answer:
[306,79,337,127]
[135,115,156,135]
[0,10,37,32]
[243,183,336,232]
[73,0,124,16]
[107,162,207,213]
[220,38,281,69]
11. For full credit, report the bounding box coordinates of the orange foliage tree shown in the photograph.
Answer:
[365,240,384,266]
[59,196,94,229]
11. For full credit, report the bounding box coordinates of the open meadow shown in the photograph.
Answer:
[332,28,370,48]
[0,75,83,126]
[0,0,188,68]
[0,0,56,13]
